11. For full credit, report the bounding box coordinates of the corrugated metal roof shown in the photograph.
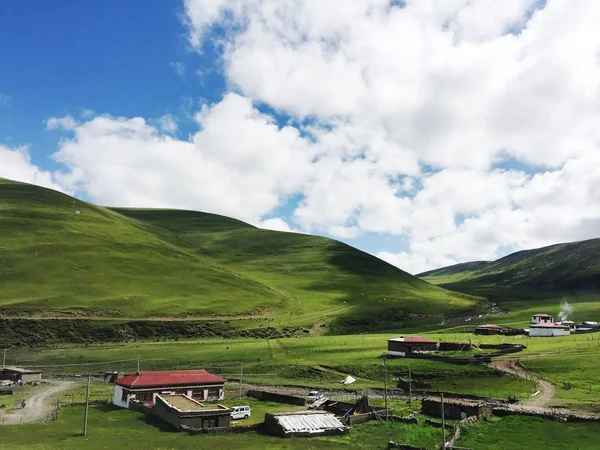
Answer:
[115,370,225,388]
[276,413,345,433]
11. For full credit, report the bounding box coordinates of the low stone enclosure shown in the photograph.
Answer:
[388,342,526,365]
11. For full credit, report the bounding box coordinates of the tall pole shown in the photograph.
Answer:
[361,336,365,360]
[2,349,6,368]
[383,356,388,420]
[83,374,91,436]
[239,362,243,399]
[441,393,446,448]
[408,365,412,409]
[137,356,140,373]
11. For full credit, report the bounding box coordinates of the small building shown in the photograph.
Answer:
[557,320,576,330]
[387,336,437,357]
[529,322,570,337]
[531,313,554,325]
[474,324,505,335]
[113,370,225,409]
[264,411,349,438]
[154,394,231,431]
[421,397,492,420]
[0,367,42,383]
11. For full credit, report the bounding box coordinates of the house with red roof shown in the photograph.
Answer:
[112,370,226,409]
[386,336,437,357]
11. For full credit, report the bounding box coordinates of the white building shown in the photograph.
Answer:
[531,313,554,325]
[529,322,571,337]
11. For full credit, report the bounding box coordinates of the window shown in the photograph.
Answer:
[121,389,128,403]
[203,418,217,429]
[207,387,220,399]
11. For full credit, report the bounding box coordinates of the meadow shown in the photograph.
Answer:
[0,404,444,450]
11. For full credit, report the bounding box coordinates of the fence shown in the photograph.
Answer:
[246,389,306,406]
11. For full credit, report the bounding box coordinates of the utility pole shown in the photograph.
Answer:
[83,374,91,436]
[361,336,365,360]
[2,349,6,368]
[441,393,446,448]
[137,356,140,373]
[239,362,243,399]
[383,356,388,420]
[408,365,412,409]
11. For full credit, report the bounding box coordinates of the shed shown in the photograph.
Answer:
[421,397,492,420]
[113,369,225,408]
[264,411,349,438]
[531,313,554,325]
[0,367,42,383]
[154,394,231,431]
[387,336,437,357]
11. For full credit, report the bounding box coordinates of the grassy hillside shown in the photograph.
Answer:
[418,239,600,296]
[0,178,478,336]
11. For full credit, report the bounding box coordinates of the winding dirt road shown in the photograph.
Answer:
[491,358,555,407]
[0,380,74,425]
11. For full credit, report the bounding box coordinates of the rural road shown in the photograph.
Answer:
[490,358,555,407]
[0,380,74,425]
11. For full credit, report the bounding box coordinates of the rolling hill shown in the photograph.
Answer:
[0,177,479,341]
[419,239,600,296]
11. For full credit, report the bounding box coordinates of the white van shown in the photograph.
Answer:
[307,391,323,403]
[230,405,251,420]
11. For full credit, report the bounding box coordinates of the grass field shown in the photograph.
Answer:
[0,404,444,450]
[458,415,600,449]
[0,178,478,338]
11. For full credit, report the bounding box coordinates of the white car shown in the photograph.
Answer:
[230,405,251,420]
[307,391,323,403]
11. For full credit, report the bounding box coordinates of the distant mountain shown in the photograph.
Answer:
[0,177,479,339]
[418,239,600,295]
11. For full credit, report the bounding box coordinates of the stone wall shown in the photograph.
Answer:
[247,389,306,406]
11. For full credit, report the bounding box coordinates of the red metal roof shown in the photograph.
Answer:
[115,370,225,388]
[388,336,436,344]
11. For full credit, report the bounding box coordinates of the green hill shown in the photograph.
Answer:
[0,177,479,339]
[419,239,600,296]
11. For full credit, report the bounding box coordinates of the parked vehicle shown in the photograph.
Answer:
[230,405,251,420]
[307,391,323,403]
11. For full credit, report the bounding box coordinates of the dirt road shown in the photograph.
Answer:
[0,380,74,425]
[490,358,555,407]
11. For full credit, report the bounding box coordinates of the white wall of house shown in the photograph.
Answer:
[113,385,130,408]
[529,327,570,337]
[386,350,406,357]
[531,316,554,324]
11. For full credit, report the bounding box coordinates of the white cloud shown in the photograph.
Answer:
[50,93,317,224]
[176,0,600,273]
[170,61,186,77]
[0,144,64,192]
[156,114,178,134]
[258,217,294,233]
[46,115,78,131]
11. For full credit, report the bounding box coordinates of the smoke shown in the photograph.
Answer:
[558,299,574,322]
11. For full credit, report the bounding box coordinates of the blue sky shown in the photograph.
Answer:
[1,0,599,274]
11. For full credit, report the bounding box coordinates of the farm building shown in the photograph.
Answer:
[531,313,554,325]
[264,411,349,438]
[113,370,225,409]
[387,336,437,357]
[153,394,231,430]
[421,397,493,420]
[529,322,571,337]
[0,367,42,383]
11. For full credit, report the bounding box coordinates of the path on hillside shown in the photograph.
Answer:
[0,380,74,425]
[490,358,555,407]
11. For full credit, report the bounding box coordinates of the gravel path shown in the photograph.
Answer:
[490,358,556,407]
[0,380,75,425]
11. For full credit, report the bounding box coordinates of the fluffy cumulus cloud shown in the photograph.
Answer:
[0,144,64,191]
[34,0,600,274]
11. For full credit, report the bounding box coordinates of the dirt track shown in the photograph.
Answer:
[490,358,555,407]
[0,380,74,425]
